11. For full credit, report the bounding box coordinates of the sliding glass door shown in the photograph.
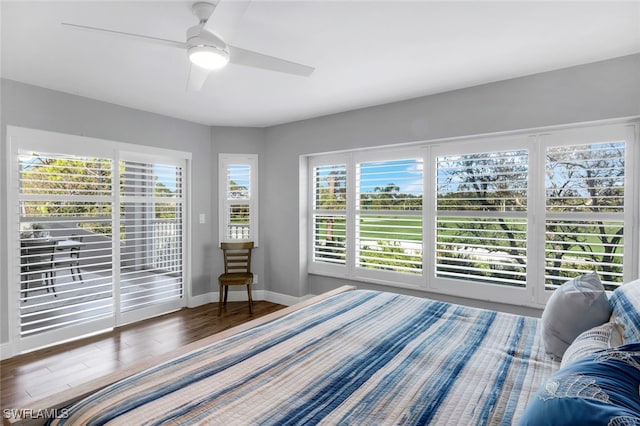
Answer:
[17,150,115,347]
[118,154,185,325]
[9,127,189,353]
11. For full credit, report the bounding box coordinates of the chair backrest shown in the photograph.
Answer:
[221,242,254,274]
[21,240,56,272]
[70,235,84,257]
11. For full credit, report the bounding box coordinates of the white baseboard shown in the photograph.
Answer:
[188,289,313,308]
[263,290,314,306]
[1,341,13,361]
[187,291,215,308]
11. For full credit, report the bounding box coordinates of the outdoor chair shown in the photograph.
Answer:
[218,241,254,315]
[54,235,84,283]
[21,239,57,298]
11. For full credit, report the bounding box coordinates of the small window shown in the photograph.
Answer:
[219,154,258,245]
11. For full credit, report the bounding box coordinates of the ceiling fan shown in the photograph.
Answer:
[62,1,315,91]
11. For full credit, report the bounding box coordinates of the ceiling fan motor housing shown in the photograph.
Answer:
[187,24,228,52]
[187,24,230,69]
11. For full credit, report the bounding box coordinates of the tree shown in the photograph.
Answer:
[436,144,625,289]
[20,156,183,235]
[437,151,528,278]
[545,144,624,288]
[315,166,347,261]
[21,157,113,217]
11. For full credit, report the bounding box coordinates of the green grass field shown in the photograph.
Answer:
[317,216,623,261]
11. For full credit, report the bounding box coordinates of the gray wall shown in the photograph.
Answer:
[262,53,640,315]
[210,126,266,295]
[0,80,264,344]
[2,53,640,344]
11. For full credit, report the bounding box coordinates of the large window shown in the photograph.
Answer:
[357,156,423,277]
[543,137,627,291]
[435,148,528,287]
[310,149,425,286]
[307,122,638,307]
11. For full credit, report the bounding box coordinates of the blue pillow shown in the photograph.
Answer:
[519,343,640,426]
[609,279,640,343]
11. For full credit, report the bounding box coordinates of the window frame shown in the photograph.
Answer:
[429,135,534,306]
[218,153,259,246]
[308,153,350,277]
[6,125,191,355]
[537,124,638,304]
[306,121,639,308]
[352,147,426,287]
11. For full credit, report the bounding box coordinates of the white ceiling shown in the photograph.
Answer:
[2,1,640,128]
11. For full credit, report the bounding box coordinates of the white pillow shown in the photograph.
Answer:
[540,272,612,360]
[560,321,624,368]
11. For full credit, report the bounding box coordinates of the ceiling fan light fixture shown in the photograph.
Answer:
[189,45,229,70]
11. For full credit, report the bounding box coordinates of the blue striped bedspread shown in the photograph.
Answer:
[52,290,558,425]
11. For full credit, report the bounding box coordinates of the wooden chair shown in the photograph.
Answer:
[218,242,254,316]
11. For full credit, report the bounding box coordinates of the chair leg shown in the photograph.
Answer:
[42,271,56,296]
[49,270,57,296]
[223,286,229,305]
[247,284,253,314]
[43,272,52,293]
[218,282,224,316]
[22,273,29,300]
[68,262,83,282]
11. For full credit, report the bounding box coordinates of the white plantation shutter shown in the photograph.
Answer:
[306,123,637,307]
[119,160,184,312]
[312,163,347,266]
[544,142,626,290]
[219,154,258,244]
[226,164,251,240]
[356,157,423,275]
[10,126,190,354]
[435,149,528,286]
[18,151,114,337]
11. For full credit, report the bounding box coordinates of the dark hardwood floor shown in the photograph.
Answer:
[0,301,285,410]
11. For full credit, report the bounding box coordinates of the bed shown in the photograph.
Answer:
[13,285,565,425]
[14,278,640,425]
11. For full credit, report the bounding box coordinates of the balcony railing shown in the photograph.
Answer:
[152,220,181,273]
[228,225,250,240]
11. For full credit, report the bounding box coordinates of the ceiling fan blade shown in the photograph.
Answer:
[61,22,186,49]
[187,64,212,91]
[229,46,314,77]
[203,0,250,42]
